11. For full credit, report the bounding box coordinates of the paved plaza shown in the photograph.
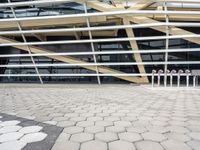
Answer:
[0,84,200,150]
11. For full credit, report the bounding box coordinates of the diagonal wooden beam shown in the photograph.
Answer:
[123,18,149,83]
[0,36,144,83]
[111,1,149,83]
[128,16,200,45]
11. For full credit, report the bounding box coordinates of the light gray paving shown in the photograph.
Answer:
[0,84,200,150]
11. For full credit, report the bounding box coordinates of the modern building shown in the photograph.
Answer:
[0,0,200,84]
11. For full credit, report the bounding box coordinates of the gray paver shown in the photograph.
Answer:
[187,140,200,150]
[85,126,104,133]
[165,133,191,142]
[161,140,192,150]
[119,132,142,142]
[63,126,84,134]
[106,126,126,133]
[135,141,164,150]
[81,140,107,150]
[109,140,136,150]
[142,132,167,142]
[95,132,118,142]
[188,132,200,141]
[52,141,80,150]
[70,133,94,143]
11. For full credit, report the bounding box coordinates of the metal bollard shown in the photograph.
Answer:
[177,70,183,87]
[164,70,170,87]
[196,76,199,86]
[185,70,190,87]
[158,69,163,87]
[152,70,156,87]
[170,70,177,87]
[193,76,196,87]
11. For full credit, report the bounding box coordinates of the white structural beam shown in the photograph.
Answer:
[2,10,200,23]
[1,34,200,47]
[0,48,199,58]
[0,61,199,68]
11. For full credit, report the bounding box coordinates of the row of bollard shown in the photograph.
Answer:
[152,69,199,87]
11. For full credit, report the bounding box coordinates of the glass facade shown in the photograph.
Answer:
[0,0,200,84]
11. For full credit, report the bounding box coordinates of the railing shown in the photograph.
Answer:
[151,69,200,87]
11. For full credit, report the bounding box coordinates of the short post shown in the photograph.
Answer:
[170,70,176,87]
[177,70,183,87]
[164,70,170,87]
[185,70,190,87]
[158,69,163,87]
[193,76,196,87]
[152,70,156,87]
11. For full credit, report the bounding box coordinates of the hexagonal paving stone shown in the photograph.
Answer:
[104,117,120,122]
[80,113,94,117]
[187,140,200,150]
[161,140,192,150]
[106,126,126,133]
[81,140,107,150]
[123,116,137,122]
[19,126,43,134]
[56,132,71,142]
[171,117,188,122]
[0,140,27,150]
[168,121,187,126]
[165,133,191,142]
[70,117,86,122]
[49,113,63,117]
[132,120,150,127]
[95,132,118,142]
[119,132,142,142]
[87,117,103,121]
[0,120,20,127]
[63,126,84,134]
[64,113,79,118]
[21,132,47,143]
[77,121,94,127]
[142,132,167,142]
[188,132,200,141]
[187,125,200,132]
[95,121,113,127]
[109,140,136,150]
[96,113,110,117]
[52,141,80,150]
[114,121,132,127]
[0,126,22,134]
[53,117,69,122]
[43,121,57,125]
[85,126,104,134]
[0,132,24,142]
[126,127,147,133]
[70,133,93,143]
[57,121,76,127]
[187,120,200,126]
[146,126,169,134]
[135,140,164,150]
[151,121,168,126]
[167,126,190,134]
